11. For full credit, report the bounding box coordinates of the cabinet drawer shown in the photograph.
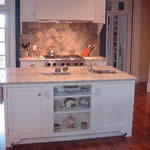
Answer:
[20,61,45,68]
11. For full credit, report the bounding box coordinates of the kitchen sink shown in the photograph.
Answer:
[92,69,117,74]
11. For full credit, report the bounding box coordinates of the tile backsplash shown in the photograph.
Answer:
[21,22,102,56]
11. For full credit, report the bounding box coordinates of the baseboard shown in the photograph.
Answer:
[136,76,148,83]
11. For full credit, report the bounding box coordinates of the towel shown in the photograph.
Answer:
[80,48,91,57]
[0,87,3,105]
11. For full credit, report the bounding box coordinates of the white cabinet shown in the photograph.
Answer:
[21,0,105,23]
[101,81,134,134]
[7,86,42,140]
[36,0,94,21]
[4,80,135,147]
[94,0,105,23]
[20,0,36,21]
[6,85,53,143]
[20,61,45,68]
[92,81,135,136]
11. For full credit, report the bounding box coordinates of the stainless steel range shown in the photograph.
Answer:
[44,55,85,67]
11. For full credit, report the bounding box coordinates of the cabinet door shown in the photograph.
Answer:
[7,86,43,141]
[101,81,135,134]
[21,0,36,21]
[36,0,93,21]
[91,83,103,131]
[94,0,105,23]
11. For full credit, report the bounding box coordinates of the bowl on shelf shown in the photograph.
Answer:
[64,86,80,94]
[64,98,77,109]
[79,99,89,108]
[80,87,88,92]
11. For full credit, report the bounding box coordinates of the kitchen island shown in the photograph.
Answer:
[0,66,136,148]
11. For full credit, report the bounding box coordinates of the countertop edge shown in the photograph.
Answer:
[1,78,136,85]
[19,56,106,61]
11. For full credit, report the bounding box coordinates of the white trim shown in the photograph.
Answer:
[131,0,141,79]
[9,0,16,67]
[0,0,16,68]
[125,0,133,73]
[0,0,8,9]
[0,10,9,68]
[106,0,133,73]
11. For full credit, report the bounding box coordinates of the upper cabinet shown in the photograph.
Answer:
[21,0,105,23]
[94,0,105,23]
[106,0,129,13]
[21,0,36,22]
[36,0,94,21]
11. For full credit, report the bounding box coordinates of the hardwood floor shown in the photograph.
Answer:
[1,82,150,150]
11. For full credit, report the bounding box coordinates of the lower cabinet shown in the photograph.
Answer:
[4,80,135,147]
[6,85,53,143]
[20,61,45,68]
[92,81,135,135]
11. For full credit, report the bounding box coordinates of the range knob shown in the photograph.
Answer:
[61,63,65,66]
[67,63,70,66]
[75,63,78,66]
[80,63,83,66]
[47,63,51,67]
[53,63,56,67]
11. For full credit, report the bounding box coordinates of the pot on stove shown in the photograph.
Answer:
[48,49,55,57]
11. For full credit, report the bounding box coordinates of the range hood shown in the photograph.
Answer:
[36,0,105,24]
[37,19,94,23]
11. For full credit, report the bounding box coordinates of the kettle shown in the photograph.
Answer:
[48,49,55,57]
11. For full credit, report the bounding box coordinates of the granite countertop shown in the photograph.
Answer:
[19,56,106,61]
[0,66,136,85]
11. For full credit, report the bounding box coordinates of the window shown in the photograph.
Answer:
[0,0,5,5]
[0,0,15,68]
[0,14,6,69]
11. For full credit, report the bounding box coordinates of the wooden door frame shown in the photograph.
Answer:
[130,0,141,80]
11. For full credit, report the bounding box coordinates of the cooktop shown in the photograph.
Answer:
[44,55,84,60]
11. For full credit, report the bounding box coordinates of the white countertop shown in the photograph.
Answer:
[0,66,136,85]
[19,56,106,61]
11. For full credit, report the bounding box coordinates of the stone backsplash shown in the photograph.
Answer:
[21,22,102,57]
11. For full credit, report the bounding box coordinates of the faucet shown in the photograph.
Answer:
[86,61,93,73]
[86,58,105,73]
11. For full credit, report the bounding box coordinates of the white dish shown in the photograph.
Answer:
[41,72,50,75]
[64,86,80,93]
[52,71,70,75]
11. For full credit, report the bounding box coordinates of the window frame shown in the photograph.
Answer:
[0,10,9,69]
[0,0,8,9]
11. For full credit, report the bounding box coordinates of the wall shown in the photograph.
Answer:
[21,23,102,57]
[138,0,150,81]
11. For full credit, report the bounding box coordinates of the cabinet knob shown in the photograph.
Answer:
[30,64,35,67]
[38,93,41,96]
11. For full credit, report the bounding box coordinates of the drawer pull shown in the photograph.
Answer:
[30,64,35,67]
[38,93,41,96]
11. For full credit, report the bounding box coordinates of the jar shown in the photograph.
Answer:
[81,121,88,129]
[79,99,89,108]
[54,123,61,132]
